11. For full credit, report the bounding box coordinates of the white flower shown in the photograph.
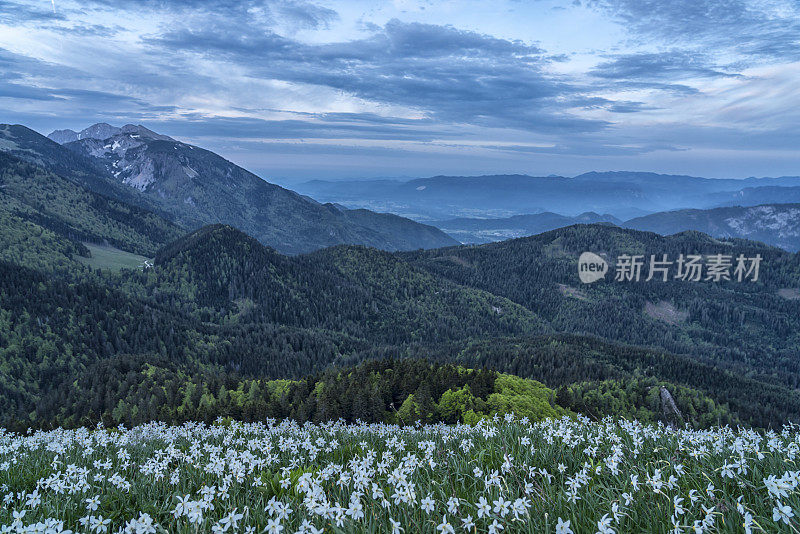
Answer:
[86,495,101,512]
[437,515,455,534]
[596,514,615,534]
[476,496,491,518]
[493,496,510,518]
[674,496,685,516]
[773,501,794,524]
[447,497,459,514]
[421,495,436,514]
[24,489,41,508]
[742,512,753,534]
[556,517,573,534]
[266,518,283,534]
[89,515,111,533]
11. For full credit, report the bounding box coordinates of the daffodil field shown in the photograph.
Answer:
[1,415,799,534]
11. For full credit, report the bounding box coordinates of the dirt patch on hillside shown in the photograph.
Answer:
[644,300,689,325]
[557,283,589,301]
[438,255,472,267]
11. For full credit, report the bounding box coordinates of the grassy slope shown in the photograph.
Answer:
[77,243,150,271]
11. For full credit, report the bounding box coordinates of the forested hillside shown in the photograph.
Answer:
[38,358,570,429]
[34,355,743,432]
[0,224,545,425]
[2,212,799,430]
[403,225,800,389]
[0,139,799,431]
[0,152,183,261]
[625,203,800,252]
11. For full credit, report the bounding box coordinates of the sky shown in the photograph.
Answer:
[1,0,799,183]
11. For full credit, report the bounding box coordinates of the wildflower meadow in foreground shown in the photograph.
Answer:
[1,415,799,533]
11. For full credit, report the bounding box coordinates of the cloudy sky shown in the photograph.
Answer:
[1,0,799,182]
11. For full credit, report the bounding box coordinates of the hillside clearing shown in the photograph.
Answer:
[77,243,151,271]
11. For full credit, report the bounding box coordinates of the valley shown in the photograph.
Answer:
[296,175,800,251]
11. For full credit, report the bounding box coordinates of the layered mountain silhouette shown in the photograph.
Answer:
[433,203,800,252]
[3,123,457,254]
[3,212,798,428]
[296,172,800,221]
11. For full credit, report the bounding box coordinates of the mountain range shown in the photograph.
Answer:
[2,213,798,428]
[431,204,800,252]
[295,172,800,221]
[2,123,457,255]
[1,120,799,431]
[39,122,800,252]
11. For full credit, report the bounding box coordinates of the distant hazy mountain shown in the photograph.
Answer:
[433,211,621,244]
[17,122,458,254]
[47,129,81,145]
[446,202,800,252]
[295,172,800,221]
[296,174,647,220]
[47,123,176,145]
[573,171,800,188]
[707,186,800,208]
[625,204,800,251]
[427,198,800,252]
[336,208,464,250]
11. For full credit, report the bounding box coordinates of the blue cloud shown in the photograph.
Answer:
[82,0,337,30]
[591,51,739,80]
[150,18,605,134]
[0,82,63,101]
[589,0,800,61]
[145,113,448,142]
[0,1,66,23]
